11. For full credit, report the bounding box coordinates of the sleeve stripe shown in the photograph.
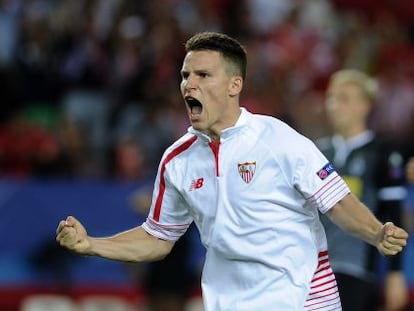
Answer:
[306,176,350,213]
[142,217,190,241]
[305,251,342,310]
[153,135,197,221]
[316,182,346,208]
[306,175,341,200]
[147,217,190,228]
[307,176,342,205]
[308,179,342,204]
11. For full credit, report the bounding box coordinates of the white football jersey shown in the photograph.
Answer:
[142,108,348,310]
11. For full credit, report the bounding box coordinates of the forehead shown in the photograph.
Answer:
[328,81,364,96]
[181,50,224,71]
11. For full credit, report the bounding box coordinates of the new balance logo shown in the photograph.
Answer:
[189,178,204,191]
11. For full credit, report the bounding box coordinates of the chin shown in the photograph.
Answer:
[191,123,203,131]
[190,121,207,132]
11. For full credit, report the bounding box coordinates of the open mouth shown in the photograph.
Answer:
[185,97,203,116]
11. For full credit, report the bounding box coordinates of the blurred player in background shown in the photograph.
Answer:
[56,32,408,311]
[317,69,409,311]
[407,158,414,184]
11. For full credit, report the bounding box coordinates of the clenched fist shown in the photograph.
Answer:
[376,222,409,256]
[56,216,91,254]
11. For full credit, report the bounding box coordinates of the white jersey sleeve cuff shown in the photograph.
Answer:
[141,217,190,242]
[307,175,351,214]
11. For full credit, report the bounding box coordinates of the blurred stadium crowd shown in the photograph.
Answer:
[0,0,413,181]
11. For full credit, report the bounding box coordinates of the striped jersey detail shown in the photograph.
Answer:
[306,175,350,214]
[153,135,198,221]
[142,217,190,241]
[305,251,342,310]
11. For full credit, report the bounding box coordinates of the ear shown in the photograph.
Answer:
[228,76,243,97]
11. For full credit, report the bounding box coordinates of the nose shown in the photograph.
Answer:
[182,74,197,92]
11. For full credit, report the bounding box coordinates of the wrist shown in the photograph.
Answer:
[84,236,97,256]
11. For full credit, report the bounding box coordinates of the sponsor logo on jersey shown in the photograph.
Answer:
[238,161,256,183]
[189,178,204,191]
[317,162,335,180]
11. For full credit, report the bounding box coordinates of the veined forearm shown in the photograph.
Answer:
[87,226,174,262]
[327,193,383,246]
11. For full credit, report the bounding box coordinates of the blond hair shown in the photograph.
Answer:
[327,69,378,101]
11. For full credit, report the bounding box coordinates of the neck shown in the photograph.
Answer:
[209,133,221,142]
[207,106,242,141]
[337,124,367,140]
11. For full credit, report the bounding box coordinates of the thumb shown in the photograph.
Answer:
[65,215,79,227]
[383,222,395,237]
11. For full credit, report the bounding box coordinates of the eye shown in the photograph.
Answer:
[181,71,189,79]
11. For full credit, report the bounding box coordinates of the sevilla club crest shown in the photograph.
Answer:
[238,161,256,183]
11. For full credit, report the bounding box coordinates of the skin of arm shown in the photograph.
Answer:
[56,216,174,262]
[384,271,408,311]
[407,157,414,183]
[326,193,409,256]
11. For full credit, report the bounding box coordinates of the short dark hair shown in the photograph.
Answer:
[185,32,247,79]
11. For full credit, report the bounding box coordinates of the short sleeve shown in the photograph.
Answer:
[293,138,350,214]
[141,150,194,241]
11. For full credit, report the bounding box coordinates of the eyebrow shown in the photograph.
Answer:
[180,69,210,76]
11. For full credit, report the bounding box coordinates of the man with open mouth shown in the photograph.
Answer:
[56,32,409,311]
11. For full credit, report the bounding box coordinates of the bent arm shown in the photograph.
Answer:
[88,226,174,262]
[56,216,174,262]
[326,193,408,255]
[326,193,382,245]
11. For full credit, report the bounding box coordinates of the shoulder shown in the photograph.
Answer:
[161,133,198,163]
[249,113,308,143]
[248,113,320,158]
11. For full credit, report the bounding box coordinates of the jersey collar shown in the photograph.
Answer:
[332,130,375,151]
[332,130,374,166]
